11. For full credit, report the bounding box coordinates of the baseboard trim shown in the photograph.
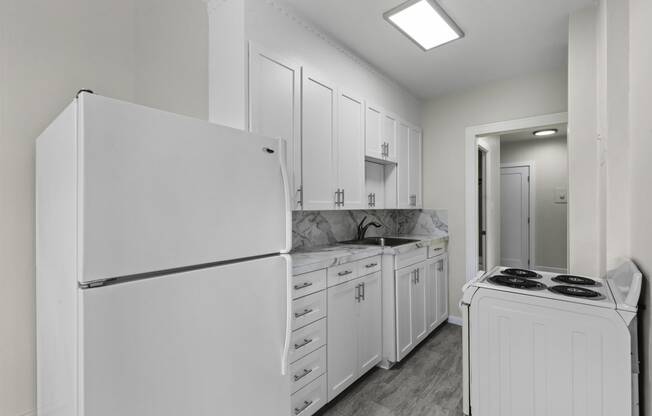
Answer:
[448,315,463,326]
[534,265,568,274]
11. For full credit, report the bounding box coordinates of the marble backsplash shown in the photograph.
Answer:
[292,209,448,250]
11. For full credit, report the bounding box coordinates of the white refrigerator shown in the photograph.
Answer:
[36,92,293,416]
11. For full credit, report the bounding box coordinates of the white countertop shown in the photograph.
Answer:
[290,233,448,275]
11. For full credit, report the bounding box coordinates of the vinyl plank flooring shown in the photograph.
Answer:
[317,324,464,416]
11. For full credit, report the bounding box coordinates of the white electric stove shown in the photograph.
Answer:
[461,261,642,416]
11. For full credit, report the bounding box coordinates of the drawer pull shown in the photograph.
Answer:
[432,247,443,252]
[294,308,314,318]
[294,338,313,350]
[365,262,378,268]
[293,368,313,382]
[294,400,313,415]
[294,282,313,290]
[337,270,353,276]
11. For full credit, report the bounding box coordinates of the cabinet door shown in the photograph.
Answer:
[365,104,383,160]
[357,272,382,375]
[337,91,366,209]
[365,162,385,209]
[383,113,398,162]
[302,71,336,210]
[395,267,414,360]
[408,127,423,208]
[327,279,359,401]
[436,255,449,325]
[425,259,438,332]
[412,264,427,344]
[397,121,410,208]
[248,43,301,210]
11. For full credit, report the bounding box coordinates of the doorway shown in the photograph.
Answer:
[464,112,569,281]
[500,165,530,268]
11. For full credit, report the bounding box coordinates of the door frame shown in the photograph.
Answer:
[477,144,488,273]
[464,112,567,282]
[500,161,536,269]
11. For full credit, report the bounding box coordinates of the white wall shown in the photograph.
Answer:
[422,68,568,319]
[134,0,209,120]
[476,136,501,271]
[629,0,652,412]
[568,6,601,277]
[501,137,568,270]
[243,0,422,126]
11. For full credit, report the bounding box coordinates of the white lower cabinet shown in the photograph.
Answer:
[395,264,427,361]
[327,271,382,401]
[395,249,449,362]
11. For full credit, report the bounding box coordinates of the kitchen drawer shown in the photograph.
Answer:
[289,318,326,364]
[328,262,359,287]
[395,247,428,270]
[292,269,327,300]
[428,241,447,258]
[358,255,381,276]
[292,290,327,330]
[290,346,326,393]
[291,374,327,416]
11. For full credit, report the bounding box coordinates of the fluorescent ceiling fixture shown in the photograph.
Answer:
[533,129,558,137]
[384,0,464,51]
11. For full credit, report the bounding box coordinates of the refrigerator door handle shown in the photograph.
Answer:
[278,138,292,254]
[281,254,293,376]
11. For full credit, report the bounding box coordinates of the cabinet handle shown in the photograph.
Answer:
[293,368,313,382]
[293,282,313,290]
[438,261,444,272]
[294,308,314,318]
[338,270,353,276]
[387,142,390,157]
[294,400,313,415]
[297,186,303,207]
[294,338,313,350]
[342,188,345,206]
[372,193,376,207]
[365,262,378,268]
[355,284,361,302]
[368,193,373,207]
[335,189,341,206]
[361,282,365,300]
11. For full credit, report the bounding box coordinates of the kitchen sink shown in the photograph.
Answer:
[339,237,421,247]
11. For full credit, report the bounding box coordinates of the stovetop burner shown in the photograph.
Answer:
[549,285,602,298]
[502,268,542,279]
[552,275,598,286]
[489,275,546,290]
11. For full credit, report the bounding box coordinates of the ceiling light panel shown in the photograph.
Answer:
[384,0,464,51]
[533,129,558,137]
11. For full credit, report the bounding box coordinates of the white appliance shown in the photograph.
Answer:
[36,92,294,416]
[461,263,641,416]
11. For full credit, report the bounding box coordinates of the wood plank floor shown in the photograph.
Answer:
[317,324,463,416]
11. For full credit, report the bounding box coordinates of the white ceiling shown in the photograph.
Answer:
[278,0,594,99]
[500,123,568,142]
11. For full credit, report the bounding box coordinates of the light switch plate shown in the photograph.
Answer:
[554,188,568,204]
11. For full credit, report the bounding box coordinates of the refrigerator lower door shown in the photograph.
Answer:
[79,255,292,416]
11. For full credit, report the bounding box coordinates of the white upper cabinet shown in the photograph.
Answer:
[365,104,384,160]
[408,126,423,208]
[383,113,398,163]
[397,121,411,208]
[301,70,337,210]
[248,43,302,209]
[336,91,366,210]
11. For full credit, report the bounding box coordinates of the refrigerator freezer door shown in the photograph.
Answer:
[79,255,292,416]
[77,93,290,283]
